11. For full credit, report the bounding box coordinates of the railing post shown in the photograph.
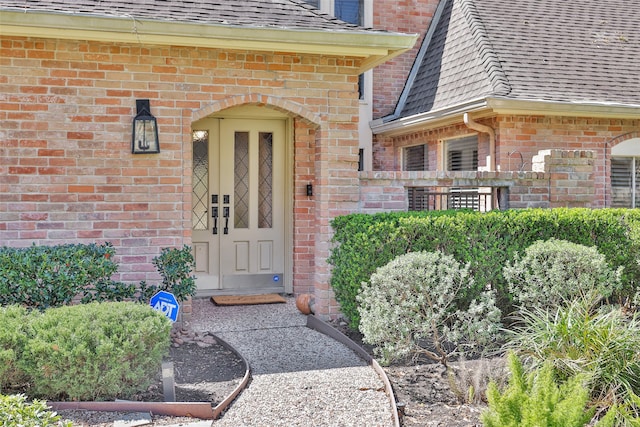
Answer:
[498,187,510,210]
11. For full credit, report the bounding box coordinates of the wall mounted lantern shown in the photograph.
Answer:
[132,99,160,154]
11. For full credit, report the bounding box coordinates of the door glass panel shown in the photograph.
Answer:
[234,132,249,229]
[259,132,273,229]
[192,131,209,230]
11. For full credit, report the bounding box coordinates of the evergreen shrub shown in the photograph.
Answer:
[357,250,501,366]
[482,352,594,427]
[0,243,126,309]
[18,302,171,401]
[503,238,622,313]
[329,208,640,328]
[0,305,29,390]
[0,243,197,308]
[0,394,71,427]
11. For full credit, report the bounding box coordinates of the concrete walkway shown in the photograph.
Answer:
[188,297,393,427]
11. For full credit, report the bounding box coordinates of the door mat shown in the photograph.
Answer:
[211,294,286,306]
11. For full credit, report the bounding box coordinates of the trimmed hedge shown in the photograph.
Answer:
[329,208,640,328]
[0,243,196,309]
[0,243,125,310]
[1,302,171,401]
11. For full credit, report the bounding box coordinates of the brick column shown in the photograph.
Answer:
[533,149,596,208]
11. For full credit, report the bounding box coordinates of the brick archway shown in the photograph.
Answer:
[192,94,321,127]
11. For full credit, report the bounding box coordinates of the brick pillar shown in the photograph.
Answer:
[312,122,361,320]
[532,149,596,208]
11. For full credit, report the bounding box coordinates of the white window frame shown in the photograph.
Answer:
[611,138,640,208]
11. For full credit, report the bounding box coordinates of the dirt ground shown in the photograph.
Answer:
[331,320,508,427]
[58,323,506,426]
[57,338,246,426]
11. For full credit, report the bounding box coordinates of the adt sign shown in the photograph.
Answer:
[150,291,179,322]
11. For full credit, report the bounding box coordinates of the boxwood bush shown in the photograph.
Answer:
[0,243,130,310]
[0,243,196,309]
[329,208,640,328]
[1,302,172,401]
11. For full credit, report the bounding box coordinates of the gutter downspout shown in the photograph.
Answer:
[464,113,496,171]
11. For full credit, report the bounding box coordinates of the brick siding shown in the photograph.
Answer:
[360,149,597,212]
[373,115,640,208]
[0,36,363,318]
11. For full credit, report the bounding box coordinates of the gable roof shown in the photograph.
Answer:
[0,0,418,72]
[375,0,640,133]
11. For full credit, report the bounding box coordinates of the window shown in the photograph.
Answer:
[611,138,640,208]
[335,0,363,25]
[303,0,320,7]
[446,136,478,171]
[403,144,428,171]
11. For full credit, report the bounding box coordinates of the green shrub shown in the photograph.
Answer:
[329,208,640,328]
[136,245,197,303]
[503,238,622,313]
[597,390,640,426]
[506,293,640,408]
[357,251,502,366]
[0,305,30,390]
[0,394,71,427]
[0,243,197,309]
[19,302,172,401]
[482,352,594,427]
[0,243,122,309]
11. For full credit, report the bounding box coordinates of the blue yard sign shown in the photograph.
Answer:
[150,291,180,322]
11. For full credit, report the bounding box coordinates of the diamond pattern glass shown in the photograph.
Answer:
[258,132,273,229]
[234,132,249,229]
[192,131,208,230]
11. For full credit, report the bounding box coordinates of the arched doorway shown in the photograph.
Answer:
[191,106,293,296]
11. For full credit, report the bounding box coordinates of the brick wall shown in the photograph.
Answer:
[496,115,640,208]
[374,115,639,208]
[360,149,597,212]
[372,0,438,119]
[0,36,363,318]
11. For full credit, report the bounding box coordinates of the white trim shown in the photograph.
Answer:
[611,138,640,157]
[372,97,640,137]
[0,10,417,73]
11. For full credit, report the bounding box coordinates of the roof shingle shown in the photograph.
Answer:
[395,0,640,119]
[0,0,373,32]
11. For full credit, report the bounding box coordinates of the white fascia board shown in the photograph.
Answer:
[487,97,640,119]
[371,97,640,137]
[0,10,418,73]
[370,98,490,136]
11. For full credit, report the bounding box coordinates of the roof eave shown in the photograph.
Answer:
[371,97,640,137]
[371,98,491,136]
[487,97,640,119]
[0,10,418,73]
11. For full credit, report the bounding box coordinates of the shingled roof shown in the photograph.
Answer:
[389,0,640,121]
[0,0,418,72]
[0,0,367,32]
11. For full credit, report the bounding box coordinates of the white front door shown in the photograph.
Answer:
[191,117,286,295]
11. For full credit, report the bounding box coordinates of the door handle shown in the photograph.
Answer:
[212,207,218,235]
[223,207,229,234]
